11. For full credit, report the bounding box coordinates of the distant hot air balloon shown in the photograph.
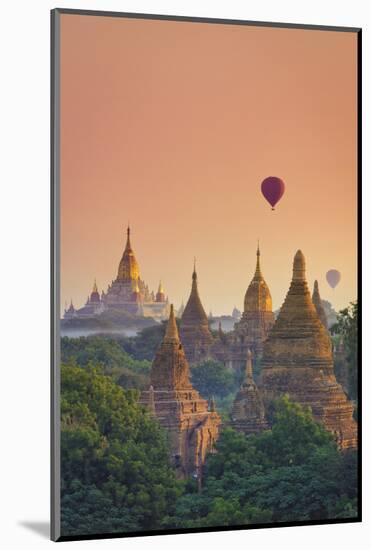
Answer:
[261,176,285,210]
[326,269,341,289]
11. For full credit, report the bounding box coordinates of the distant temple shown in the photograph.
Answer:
[231,306,242,321]
[261,250,357,450]
[312,280,328,329]
[229,245,275,368]
[176,247,276,370]
[140,305,221,479]
[230,349,268,435]
[63,226,170,320]
[179,262,214,364]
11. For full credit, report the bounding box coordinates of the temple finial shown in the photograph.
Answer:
[93,279,98,293]
[254,242,262,278]
[293,250,306,281]
[192,257,197,281]
[164,304,180,343]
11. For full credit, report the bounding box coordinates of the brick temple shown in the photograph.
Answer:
[140,305,221,478]
[179,263,214,364]
[230,349,268,435]
[261,250,357,450]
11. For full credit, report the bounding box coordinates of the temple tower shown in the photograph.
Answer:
[156,281,166,303]
[140,305,221,478]
[63,300,76,319]
[180,262,213,364]
[230,349,269,435]
[100,226,169,319]
[261,250,357,450]
[117,225,140,282]
[89,279,101,304]
[312,280,328,329]
[231,245,275,369]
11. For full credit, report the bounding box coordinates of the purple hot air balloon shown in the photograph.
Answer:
[261,176,285,210]
[326,269,341,289]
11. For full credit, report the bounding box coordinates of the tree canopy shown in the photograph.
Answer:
[61,336,150,390]
[165,397,358,528]
[61,364,181,536]
[190,359,238,399]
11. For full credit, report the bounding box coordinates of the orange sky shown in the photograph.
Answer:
[60,14,358,316]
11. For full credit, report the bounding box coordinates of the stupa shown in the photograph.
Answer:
[261,250,357,450]
[230,245,275,370]
[230,349,269,435]
[180,262,214,364]
[312,280,328,329]
[140,305,221,478]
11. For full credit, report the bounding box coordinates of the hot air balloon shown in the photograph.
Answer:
[326,269,341,289]
[261,176,285,210]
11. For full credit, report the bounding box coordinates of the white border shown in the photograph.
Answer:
[0,1,369,548]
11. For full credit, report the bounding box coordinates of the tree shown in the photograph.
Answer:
[167,397,358,527]
[331,301,358,400]
[190,359,237,399]
[117,323,166,361]
[60,364,182,536]
[61,336,150,389]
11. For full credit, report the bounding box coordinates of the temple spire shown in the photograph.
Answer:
[243,245,272,314]
[312,279,328,329]
[117,224,140,281]
[164,304,180,343]
[126,225,132,250]
[293,249,306,281]
[93,279,98,293]
[254,242,262,279]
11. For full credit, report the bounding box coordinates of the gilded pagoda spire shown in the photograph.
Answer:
[117,225,140,282]
[254,241,262,279]
[244,245,272,313]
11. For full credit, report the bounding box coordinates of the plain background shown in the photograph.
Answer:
[0,0,369,548]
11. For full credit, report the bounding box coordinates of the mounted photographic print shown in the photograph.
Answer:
[51,9,361,542]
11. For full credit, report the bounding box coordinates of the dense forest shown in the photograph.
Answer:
[60,303,358,536]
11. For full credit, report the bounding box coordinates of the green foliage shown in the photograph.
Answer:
[60,335,358,533]
[116,323,166,361]
[61,364,182,536]
[166,397,358,527]
[191,359,238,399]
[331,301,358,400]
[61,336,150,389]
[256,396,333,467]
